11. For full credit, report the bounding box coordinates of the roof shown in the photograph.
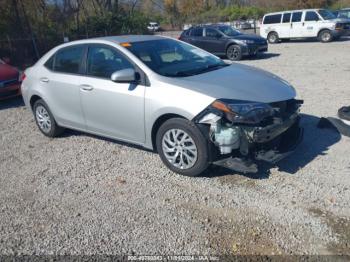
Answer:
[264,9,323,16]
[95,35,165,43]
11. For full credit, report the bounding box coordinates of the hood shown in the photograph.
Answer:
[230,34,266,43]
[0,64,19,81]
[166,64,296,103]
[325,17,350,23]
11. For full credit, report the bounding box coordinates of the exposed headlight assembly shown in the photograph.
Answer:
[211,99,275,124]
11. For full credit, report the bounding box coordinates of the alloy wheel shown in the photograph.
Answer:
[227,46,240,60]
[162,129,198,170]
[35,105,52,133]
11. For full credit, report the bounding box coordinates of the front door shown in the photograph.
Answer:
[80,44,145,144]
[290,11,304,38]
[302,11,320,37]
[201,28,225,54]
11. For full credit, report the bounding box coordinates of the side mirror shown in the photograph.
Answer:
[111,68,139,83]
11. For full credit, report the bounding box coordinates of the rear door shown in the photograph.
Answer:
[290,11,304,38]
[79,44,146,143]
[279,13,291,38]
[41,45,86,129]
[201,28,225,54]
[302,11,320,37]
[186,28,206,50]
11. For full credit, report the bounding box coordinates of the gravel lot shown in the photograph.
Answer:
[1,38,350,256]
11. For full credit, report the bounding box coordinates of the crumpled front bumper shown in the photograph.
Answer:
[212,117,303,173]
[195,99,304,173]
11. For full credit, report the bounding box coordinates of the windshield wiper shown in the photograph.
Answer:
[194,63,229,74]
[164,71,195,77]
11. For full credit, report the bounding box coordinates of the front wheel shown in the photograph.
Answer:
[318,30,333,43]
[226,45,242,61]
[156,118,209,177]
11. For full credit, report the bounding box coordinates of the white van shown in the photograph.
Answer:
[260,9,349,43]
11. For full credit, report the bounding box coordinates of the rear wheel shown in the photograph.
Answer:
[33,99,64,137]
[318,30,333,43]
[267,32,279,44]
[226,45,242,61]
[156,118,209,177]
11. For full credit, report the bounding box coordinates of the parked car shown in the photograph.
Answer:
[334,8,350,19]
[21,35,303,177]
[260,9,350,43]
[147,22,160,32]
[0,58,21,100]
[179,25,268,61]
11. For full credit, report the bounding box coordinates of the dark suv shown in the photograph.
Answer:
[179,24,268,61]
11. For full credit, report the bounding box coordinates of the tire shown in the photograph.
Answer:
[156,118,209,177]
[226,44,243,61]
[33,99,64,137]
[267,32,279,44]
[318,30,333,43]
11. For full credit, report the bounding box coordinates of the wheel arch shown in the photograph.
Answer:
[225,40,240,52]
[150,113,187,152]
[317,28,331,37]
[30,94,43,110]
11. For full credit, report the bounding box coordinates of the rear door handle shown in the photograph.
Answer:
[40,77,49,83]
[80,84,94,91]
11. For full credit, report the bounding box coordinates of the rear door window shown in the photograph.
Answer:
[190,28,203,37]
[282,13,291,23]
[263,14,282,24]
[292,12,303,22]
[54,46,84,74]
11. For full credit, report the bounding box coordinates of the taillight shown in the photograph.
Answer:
[20,73,26,82]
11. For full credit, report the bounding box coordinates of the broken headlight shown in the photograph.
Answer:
[211,99,275,124]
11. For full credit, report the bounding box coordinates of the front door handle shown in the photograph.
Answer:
[80,84,94,91]
[40,77,49,83]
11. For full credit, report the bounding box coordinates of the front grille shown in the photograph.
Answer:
[0,79,19,88]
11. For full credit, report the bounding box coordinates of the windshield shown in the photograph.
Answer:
[126,39,228,77]
[318,9,336,20]
[217,26,241,36]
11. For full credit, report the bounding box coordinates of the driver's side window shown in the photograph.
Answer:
[87,45,134,79]
[206,28,221,38]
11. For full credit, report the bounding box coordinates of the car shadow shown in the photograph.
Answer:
[221,53,280,62]
[247,53,280,60]
[0,96,24,110]
[202,113,341,179]
[281,36,350,44]
[61,129,155,153]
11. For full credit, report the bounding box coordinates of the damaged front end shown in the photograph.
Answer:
[195,99,304,173]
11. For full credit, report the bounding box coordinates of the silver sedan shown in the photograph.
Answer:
[21,35,303,176]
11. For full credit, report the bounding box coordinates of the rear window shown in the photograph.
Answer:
[263,14,282,24]
[282,13,291,23]
[190,28,203,37]
[54,46,84,74]
[292,12,303,22]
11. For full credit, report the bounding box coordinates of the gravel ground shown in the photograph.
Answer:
[1,38,350,256]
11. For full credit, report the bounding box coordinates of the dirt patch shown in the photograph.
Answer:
[309,208,350,255]
[180,203,283,255]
